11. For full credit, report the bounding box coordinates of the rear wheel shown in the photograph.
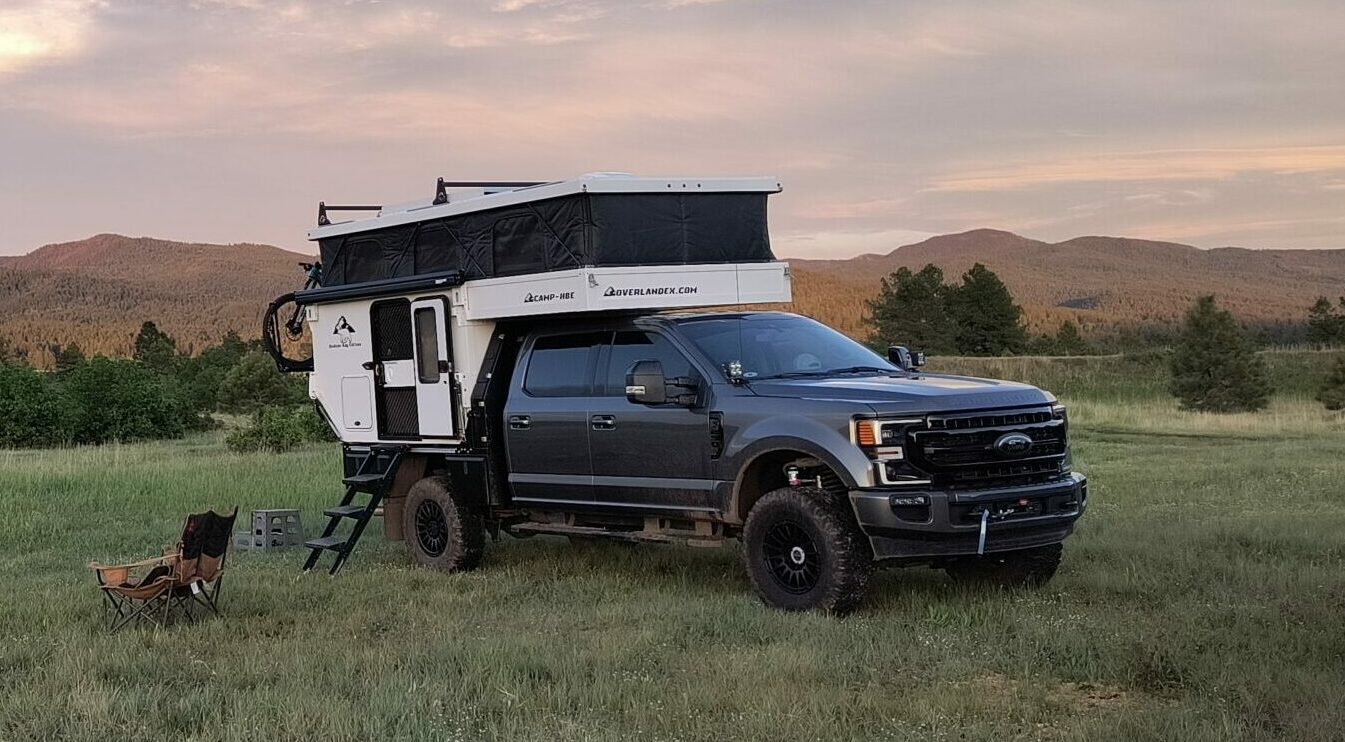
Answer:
[402,476,484,571]
[742,487,872,614]
[944,543,1062,587]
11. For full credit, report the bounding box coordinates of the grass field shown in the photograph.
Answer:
[2,353,1344,741]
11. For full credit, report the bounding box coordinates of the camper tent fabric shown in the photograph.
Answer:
[318,192,772,287]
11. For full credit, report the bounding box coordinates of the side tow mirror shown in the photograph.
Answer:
[888,345,926,371]
[625,360,668,405]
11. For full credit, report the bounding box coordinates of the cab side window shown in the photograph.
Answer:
[601,331,695,395]
[523,332,602,397]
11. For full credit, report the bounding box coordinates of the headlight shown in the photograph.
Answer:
[853,417,928,486]
[1051,403,1067,422]
[852,417,922,457]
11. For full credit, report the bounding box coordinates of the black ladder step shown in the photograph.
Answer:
[305,535,349,552]
[324,504,369,519]
[343,472,387,489]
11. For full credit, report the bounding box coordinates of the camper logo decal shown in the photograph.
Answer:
[524,290,576,304]
[330,316,361,349]
[603,285,699,298]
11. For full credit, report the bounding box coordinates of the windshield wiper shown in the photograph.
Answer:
[755,366,899,380]
[829,366,900,375]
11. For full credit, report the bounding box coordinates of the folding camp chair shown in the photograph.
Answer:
[89,507,237,631]
[166,508,238,623]
[90,556,177,632]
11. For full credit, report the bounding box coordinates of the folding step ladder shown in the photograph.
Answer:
[303,446,405,575]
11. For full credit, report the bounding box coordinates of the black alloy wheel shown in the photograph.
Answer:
[742,486,873,614]
[761,520,821,594]
[402,476,485,571]
[414,499,449,558]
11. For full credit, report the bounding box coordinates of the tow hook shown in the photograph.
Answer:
[977,508,990,556]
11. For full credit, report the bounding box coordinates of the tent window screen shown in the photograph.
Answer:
[343,238,385,284]
[414,223,458,274]
[492,215,547,276]
[414,308,440,383]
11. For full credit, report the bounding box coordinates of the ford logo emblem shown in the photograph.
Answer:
[993,432,1034,458]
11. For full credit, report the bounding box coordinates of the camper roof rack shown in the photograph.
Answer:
[433,178,547,205]
[316,202,382,227]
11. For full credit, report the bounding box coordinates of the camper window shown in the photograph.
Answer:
[414,223,458,274]
[414,308,440,383]
[492,215,547,276]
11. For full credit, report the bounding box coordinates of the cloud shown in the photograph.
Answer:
[928,146,1345,192]
[775,228,938,260]
[0,0,102,75]
[3,0,1345,253]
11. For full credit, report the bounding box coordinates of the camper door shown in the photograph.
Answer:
[410,297,455,438]
[368,297,457,440]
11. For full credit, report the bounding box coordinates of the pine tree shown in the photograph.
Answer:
[51,343,87,375]
[133,321,178,372]
[946,263,1028,356]
[1052,320,1092,356]
[1170,296,1271,412]
[217,351,306,414]
[1307,297,1345,346]
[864,264,958,354]
[1318,356,1345,411]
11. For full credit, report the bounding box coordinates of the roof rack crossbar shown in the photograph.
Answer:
[434,177,546,205]
[317,202,383,227]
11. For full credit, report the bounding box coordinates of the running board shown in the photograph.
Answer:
[506,522,725,548]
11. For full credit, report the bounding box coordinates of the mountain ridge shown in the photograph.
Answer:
[3,231,1343,366]
[788,229,1345,339]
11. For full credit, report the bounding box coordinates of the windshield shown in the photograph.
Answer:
[675,314,900,380]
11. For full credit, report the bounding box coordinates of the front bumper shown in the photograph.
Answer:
[850,473,1087,561]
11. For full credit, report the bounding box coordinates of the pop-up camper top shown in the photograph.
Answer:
[266,174,792,448]
[296,173,790,318]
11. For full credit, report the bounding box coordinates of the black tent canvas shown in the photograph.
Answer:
[314,183,776,288]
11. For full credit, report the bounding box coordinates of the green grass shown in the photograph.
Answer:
[3,360,1345,740]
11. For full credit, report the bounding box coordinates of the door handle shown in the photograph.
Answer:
[590,414,616,431]
[508,415,531,430]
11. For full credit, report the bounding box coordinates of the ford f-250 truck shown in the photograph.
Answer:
[455,311,1083,613]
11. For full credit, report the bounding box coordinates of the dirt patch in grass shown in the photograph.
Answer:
[963,672,1137,712]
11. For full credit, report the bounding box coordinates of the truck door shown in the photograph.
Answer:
[370,299,419,439]
[588,330,714,511]
[410,297,456,438]
[503,332,604,506]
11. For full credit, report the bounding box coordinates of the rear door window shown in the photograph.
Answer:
[523,332,603,397]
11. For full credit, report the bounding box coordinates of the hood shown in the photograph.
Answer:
[745,372,1055,414]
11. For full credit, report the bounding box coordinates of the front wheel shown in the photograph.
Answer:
[402,476,485,571]
[944,543,1062,587]
[742,487,873,614]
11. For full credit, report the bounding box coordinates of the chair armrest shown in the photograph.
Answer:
[89,553,179,586]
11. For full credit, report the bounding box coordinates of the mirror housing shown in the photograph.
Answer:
[888,345,926,371]
[625,360,668,405]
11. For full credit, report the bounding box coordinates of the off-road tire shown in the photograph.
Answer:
[742,486,873,614]
[944,543,1062,588]
[402,476,485,571]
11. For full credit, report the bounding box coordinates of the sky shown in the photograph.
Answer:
[2,0,1344,259]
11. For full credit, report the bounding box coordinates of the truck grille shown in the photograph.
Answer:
[906,407,1068,490]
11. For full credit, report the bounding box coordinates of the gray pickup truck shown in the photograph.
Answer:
[374,309,1087,614]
